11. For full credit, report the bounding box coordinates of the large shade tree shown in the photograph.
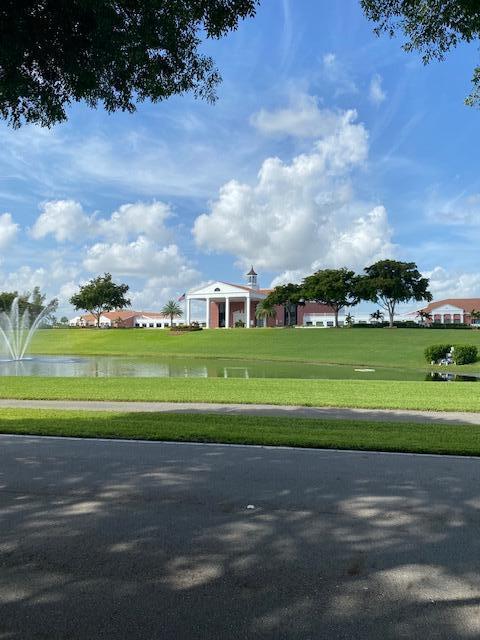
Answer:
[264,284,304,327]
[0,0,258,128]
[358,259,432,328]
[70,273,130,327]
[301,268,360,328]
[361,0,480,106]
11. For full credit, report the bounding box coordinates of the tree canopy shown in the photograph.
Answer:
[70,273,130,327]
[358,259,432,327]
[302,268,359,328]
[264,284,304,326]
[361,0,480,106]
[0,0,258,128]
[0,287,58,322]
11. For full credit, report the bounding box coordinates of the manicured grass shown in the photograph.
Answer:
[1,376,479,411]
[29,327,480,371]
[0,408,479,456]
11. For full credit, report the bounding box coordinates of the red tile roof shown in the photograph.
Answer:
[421,298,480,314]
[81,310,168,321]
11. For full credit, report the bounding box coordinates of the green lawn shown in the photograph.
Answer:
[29,327,480,370]
[0,408,479,456]
[1,376,479,411]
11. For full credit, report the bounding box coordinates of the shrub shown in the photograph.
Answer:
[171,324,202,332]
[429,322,472,329]
[424,344,478,364]
[424,344,451,363]
[452,344,478,365]
[235,320,245,328]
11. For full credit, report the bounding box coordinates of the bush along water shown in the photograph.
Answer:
[424,344,478,365]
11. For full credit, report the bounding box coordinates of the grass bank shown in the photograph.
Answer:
[0,409,479,456]
[0,377,478,412]
[29,327,480,370]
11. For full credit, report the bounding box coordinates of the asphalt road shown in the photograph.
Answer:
[1,435,480,639]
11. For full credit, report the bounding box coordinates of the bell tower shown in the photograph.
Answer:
[246,266,258,289]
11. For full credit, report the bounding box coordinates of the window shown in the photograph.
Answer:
[327,321,334,327]
[156,323,161,327]
[142,323,146,327]
[149,323,154,327]
[305,321,312,326]
[214,287,220,292]
[316,321,324,327]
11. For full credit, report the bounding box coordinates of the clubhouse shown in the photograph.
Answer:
[416,298,480,325]
[186,268,374,328]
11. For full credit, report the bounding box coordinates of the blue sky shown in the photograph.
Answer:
[0,0,479,316]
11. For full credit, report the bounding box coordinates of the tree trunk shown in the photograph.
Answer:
[334,308,339,328]
[388,309,394,328]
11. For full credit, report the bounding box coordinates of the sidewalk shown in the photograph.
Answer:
[0,398,479,425]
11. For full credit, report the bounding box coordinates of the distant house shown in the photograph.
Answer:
[69,310,178,328]
[185,268,384,328]
[417,299,480,325]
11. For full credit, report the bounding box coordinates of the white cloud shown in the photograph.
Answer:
[130,276,199,312]
[194,104,393,281]
[425,266,480,299]
[251,93,358,139]
[98,201,173,243]
[0,213,19,249]
[31,200,95,242]
[427,193,480,226]
[369,74,386,105]
[31,199,173,244]
[0,265,49,293]
[83,236,200,281]
[321,53,358,95]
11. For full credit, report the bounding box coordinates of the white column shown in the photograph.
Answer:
[186,298,190,324]
[205,298,210,328]
[225,297,230,328]
[246,296,251,328]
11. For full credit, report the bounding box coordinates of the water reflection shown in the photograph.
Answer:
[427,371,480,382]
[0,355,478,382]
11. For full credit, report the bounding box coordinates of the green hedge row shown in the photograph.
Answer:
[424,344,478,365]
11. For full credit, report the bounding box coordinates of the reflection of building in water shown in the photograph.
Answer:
[430,371,456,382]
[223,367,250,379]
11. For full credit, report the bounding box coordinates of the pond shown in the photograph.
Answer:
[0,355,478,382]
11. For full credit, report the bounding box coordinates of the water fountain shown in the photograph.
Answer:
[0,297,54,361]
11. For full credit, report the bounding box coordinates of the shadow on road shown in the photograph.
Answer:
[0,435,479,638]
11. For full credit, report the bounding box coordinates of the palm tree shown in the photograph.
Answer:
[161,300,183,328]
[255,301,276,327]
[370,309,384,324]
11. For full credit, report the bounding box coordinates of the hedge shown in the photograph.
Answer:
[453,344,478,365]
[424,344,451,363]
[424,344,478,365]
